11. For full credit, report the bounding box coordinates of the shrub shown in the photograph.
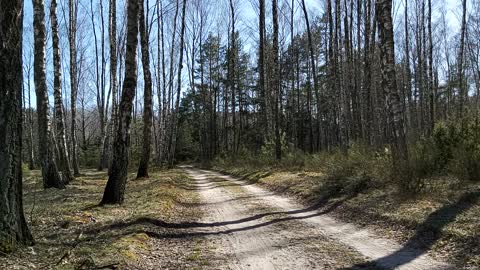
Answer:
[449,145,480,182]
[305,143,388,184]
[213,117,480,195]
[432,122,458,169]
[408,139,438,179]
[0,231,15,254]
[79,145,101,168]
[447,118,480,181]
[407,117,480,183]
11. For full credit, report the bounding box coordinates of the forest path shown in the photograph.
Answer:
[183,166,453,270]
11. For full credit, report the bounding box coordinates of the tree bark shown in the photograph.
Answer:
[363,0,373,145]
[427,0,435,132]
[375,0,409,170]
[69,0,80,176]
[272,0,282,161]
[25,62,36,170]
[0,0,34,250]
[258,0,267,145]
[109,0,118,167]
[91,0,109,171]
[168,0,188,166]
[51,0,74,184]
[156,0,168,165]
[229,0,237,155]
[458,0,467,118]
[101,0,140,205]
[137,0,153,178]
[300,0,321,152]
[404,0,414,132]
[33,0,65,189]
[166,0,180,164]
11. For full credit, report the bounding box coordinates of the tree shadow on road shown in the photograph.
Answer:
[83,178,369,239]
[340,190,480,270]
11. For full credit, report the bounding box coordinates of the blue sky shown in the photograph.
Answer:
[21,0,465,109]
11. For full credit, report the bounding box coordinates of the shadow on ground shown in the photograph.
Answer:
[82,177,367,243]
[340,190,480,270]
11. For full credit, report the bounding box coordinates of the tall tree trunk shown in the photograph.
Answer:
[301,0,321,151]
[0,0,34,250]
[375,0,409,171]
[290,0,296,148]
[404,0,414,132]
[156,0,168,165]
[343,0,353,148]
[51,0,74,184]
[427,0,435,132]
[458,0,467,118]
[326,0,334,148]
[137,0,153,178]
[99,1,110,170]
[69,0,80,176]
[26,64,36,170]
[335,0,347,149]
[353,0,362,141]
[91,0,109,171]
[418,0,426,132]
[101,0,140,205]
[168,0,187,166]
[109,0,118,166]
[272,0,282,160]
[363,0,373,145]
[258,0,267,146]
[229,0,237,155]
[166,0,180,164]
[33,0,65,189]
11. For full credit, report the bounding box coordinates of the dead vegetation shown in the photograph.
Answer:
[0,168,209,269]
[211,164,480,269]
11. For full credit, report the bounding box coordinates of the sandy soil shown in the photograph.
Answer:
[183,166,454,270]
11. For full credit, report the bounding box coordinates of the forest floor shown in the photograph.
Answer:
[1,165,477,269]
[207,164,480,270]
[0,168,214,269]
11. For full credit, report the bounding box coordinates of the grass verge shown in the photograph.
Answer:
[0,168,207,269]
[207,159,480,269]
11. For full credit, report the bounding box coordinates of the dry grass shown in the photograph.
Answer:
[0,168,205,269]
[212,164,480,269]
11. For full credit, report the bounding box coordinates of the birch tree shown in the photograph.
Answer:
[168,0,188,165]
[33,0,65,189]
[69,0,80,176]
[101,0,140,205]
[137,0,153,178]
[109,0,118,165]
[375,0,409,172]
[51,0,74,184]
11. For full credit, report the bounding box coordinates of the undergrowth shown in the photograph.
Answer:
[209,118,480,269]
[0,168,203,269]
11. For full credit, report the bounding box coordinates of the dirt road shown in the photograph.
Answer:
[183,166,453,270]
